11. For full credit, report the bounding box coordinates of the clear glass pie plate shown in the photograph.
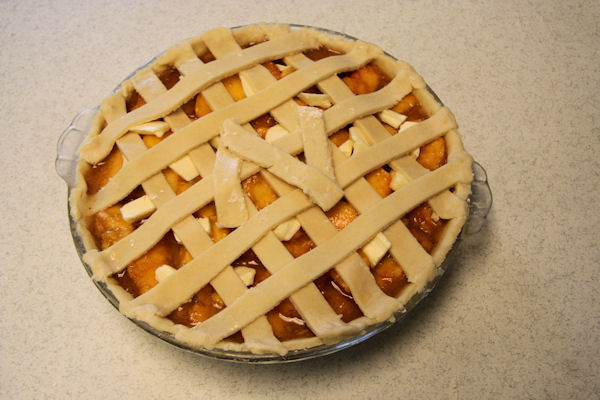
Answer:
[55,25,492,363]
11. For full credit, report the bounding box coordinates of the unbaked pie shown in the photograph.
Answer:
[70,24,474,356]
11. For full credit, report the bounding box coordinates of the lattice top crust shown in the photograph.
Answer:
[71,24,473,355]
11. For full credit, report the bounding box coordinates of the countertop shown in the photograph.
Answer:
[1,1,598,398]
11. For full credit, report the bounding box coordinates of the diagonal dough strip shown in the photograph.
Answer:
[220,119,344,211]
[298,107,335,181]
[213,147,248,228]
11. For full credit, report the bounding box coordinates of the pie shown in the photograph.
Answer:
[70,23,474,356]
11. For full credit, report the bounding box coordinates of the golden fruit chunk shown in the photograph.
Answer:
[417,137,447,171]
[282,229,314,258]
[196,203,231,242]
[88,205,133,249]
[194,93,212,118]
[325,201,358,231]
[125,238,174,295]
[222,75,246,101]
[267,298,314,341]
[371,254,408,297]
[365,168,392,198]
[342,65,383,95]
[242,173,279,210]
[329,128,350,147]
[163,167,194,195]
[168,285,225,327]
[314,273,362,322]
[84,147,123,195]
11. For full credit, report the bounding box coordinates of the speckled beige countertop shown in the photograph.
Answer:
[1,0,598,398]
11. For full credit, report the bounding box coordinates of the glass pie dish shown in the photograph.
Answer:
[55,24,492,363]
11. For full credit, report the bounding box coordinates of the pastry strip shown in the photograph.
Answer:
[298,107,335,181]
[220,119,343,211]
[390,157,467,219]
[213,147,248,228]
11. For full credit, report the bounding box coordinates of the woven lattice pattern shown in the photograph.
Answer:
[71,24,473,354]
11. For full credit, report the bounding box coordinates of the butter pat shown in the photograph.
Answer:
[234,266,256,286]
[378,110,407,129]
[297,92,333,108]
[273,218,301,241]
[411,147,420,159]
[198,217,211,235]
[265,125,289,143]
[240,73,255,97]
[210,136,221,149]
[129,121,170,137]
[362,232,392,267]
[169,155,200,181]
[390,170,410,191]
[155,264,177,283]
[275,63,294,75]
[120,195,156,223]
[338,139,354,158]
[399,120,419,132]
[349,125,369,154]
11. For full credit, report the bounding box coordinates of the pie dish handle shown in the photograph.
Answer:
[55,107,98,188]
[463,161,492,235]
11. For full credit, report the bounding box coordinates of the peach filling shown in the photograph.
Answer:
[84,45,448,343]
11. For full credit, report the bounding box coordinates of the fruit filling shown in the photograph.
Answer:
[84,43,448,344]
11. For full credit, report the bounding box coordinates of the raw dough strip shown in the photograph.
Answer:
[213,147,248,228]
[298,107,335,181]
[221,119,343,211]
[180,153,473,347]
[80,29,321,163]
[89,80,415,276]
[86,46,378,214]
[126,189,314,316]
[390,156,467,219]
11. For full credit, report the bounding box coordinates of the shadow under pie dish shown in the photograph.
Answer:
[59,23,489,362]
